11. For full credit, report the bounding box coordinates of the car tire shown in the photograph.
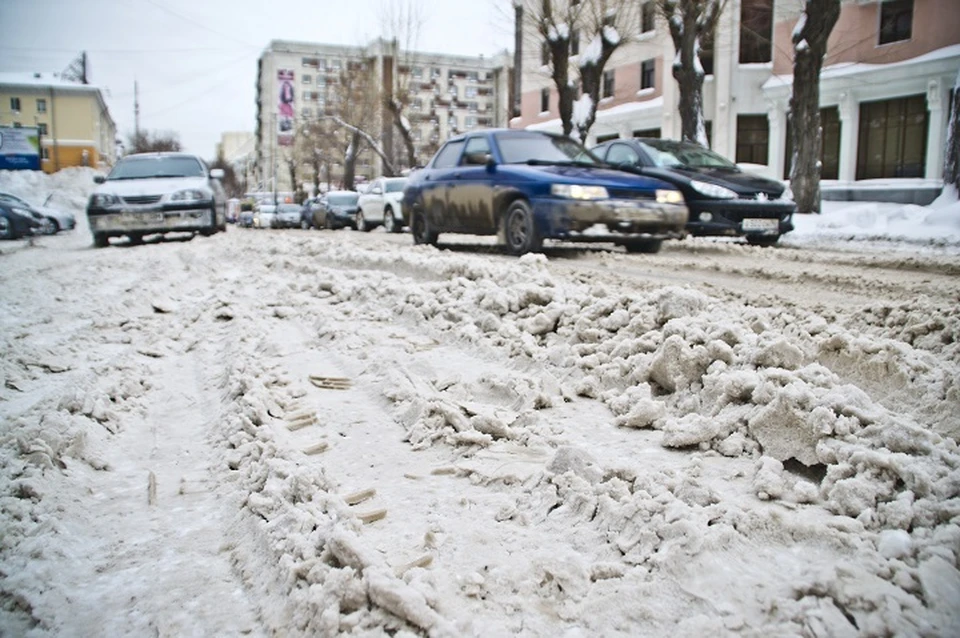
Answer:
[411,208,438,246]
[48,218,61,234]
[502,199,542,255]
[746,235,780,247]
[128,233,144,246]
[623,238,663,254]
[93,232,109,248]
[383,207,401,233]
[300,219,311,230]
[0,217,12,239]
[326,213,338,230]
[357,210,371,232]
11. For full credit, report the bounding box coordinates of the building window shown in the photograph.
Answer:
[37,122,48,135]
[641,2,656,33]
[602,70,615,98]
[465,116,477,129]
[448,115,458,130]
[735,115,769,165]
[302,107,313,118]
[41,147,50,160]
[302,74,312,84]
[596,133,619,143]
[301,57,319,67]
[879,0,913,45]
[571,30,580,56]
[412,66,423,78]
[740,0,772,63]
[465,86,477,98]
[467,101,478,112]
[10,97,21,112]
[856,94,927,179]
[633,128,661,138]
[330,59,342,70]
[36,98,47,113]
[784,107,840,180]
[412,98,423,110]
[540,88,550,112]
[432,67,442,78]
[640,59,655,90]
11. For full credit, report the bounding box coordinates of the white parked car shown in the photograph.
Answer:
[86,152,227,247]
[355,177,407,233]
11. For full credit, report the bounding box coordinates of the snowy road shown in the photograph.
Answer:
[2,226,959,637]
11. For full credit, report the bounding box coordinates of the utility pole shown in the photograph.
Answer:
[273,112,278,205]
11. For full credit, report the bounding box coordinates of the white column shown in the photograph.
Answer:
[767,99,788,181]
[925,78,947,181]
[712,0,739,158]
[837,91,859,182]
[618,121,632,139]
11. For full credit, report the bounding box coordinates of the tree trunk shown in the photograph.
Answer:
[576,33,622,143]
[385,99,415,171]
[943,69,960,193]
[789,0,840,215]
[342,130,362,191]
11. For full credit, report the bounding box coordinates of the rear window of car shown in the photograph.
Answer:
[639,140,740,171]
[327,193,358,205]
[108,156,205,180]
[495,132,601,165]
[384,179,407,193]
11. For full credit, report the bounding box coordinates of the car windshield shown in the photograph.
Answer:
[327,193,358,205]
[638,140,740,171]
[278,204,301,213]
[384,179,407,193]
[259,205,276,213]
[108,156,206,180]
[495,132,601,166]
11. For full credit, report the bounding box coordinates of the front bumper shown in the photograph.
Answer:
[87,203,213,236]
[533,197,689,240]
[686,199,796,237]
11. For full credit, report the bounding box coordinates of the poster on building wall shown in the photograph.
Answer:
[0,127,41,170]
[277,69,295,147]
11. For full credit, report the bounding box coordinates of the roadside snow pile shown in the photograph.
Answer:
[209,235,960,636]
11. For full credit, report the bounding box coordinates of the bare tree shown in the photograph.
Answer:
[380,0,426,170]
[658,0,726,145]
[944,69,960,194]
[573,1,636,141]
[127,130,182,153]
[525,0,583,137]
[789,0,840,214]
[330,58,381,189]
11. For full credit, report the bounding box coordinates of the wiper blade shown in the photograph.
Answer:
[524,159,597,168]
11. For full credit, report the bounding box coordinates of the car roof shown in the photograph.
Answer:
[326,190,357,196]
[121,152,203,161]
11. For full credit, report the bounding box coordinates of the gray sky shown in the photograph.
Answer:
[0,0,513,158]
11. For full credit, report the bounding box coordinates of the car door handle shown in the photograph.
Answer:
[452,172,461,179]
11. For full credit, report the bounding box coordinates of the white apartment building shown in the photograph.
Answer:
[516,0,960,187]
[256,39,513,194]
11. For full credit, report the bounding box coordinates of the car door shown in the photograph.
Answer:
[449,134,497,233]
[421,140,465,232]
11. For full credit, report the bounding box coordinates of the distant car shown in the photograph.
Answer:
[0,191,75,233]
[299,198,324,229]
[314,191,360,230]
[592,138,796,246]
[401,129,688,254]
[0,202,44,239]
[254,204,277,229]
[238,209,254,228]
[356,177,407,233]
[272,203,303,228]
[86,152,227,247]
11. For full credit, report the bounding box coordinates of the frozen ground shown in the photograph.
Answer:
[1,168,959,637]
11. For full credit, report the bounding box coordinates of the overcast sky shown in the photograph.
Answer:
[0,0,514,158]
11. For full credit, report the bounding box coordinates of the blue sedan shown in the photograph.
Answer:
[401,129,689,254]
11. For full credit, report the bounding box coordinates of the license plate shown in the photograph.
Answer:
[741,218,779,231]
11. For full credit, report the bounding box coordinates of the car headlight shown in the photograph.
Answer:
[690,180,737,199]
[551,184,609,200]
[779,185,794,201]
[170,189,209,203]
[656,189,684,204]
[90,193,120,207]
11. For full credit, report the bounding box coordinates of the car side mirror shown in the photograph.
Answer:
[210,168,225,180]
[372,187,382,195]
[94,175,105,184]
[484,154,496,172]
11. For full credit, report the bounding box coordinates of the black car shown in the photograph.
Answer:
[401,129,688,255]
[592,138,796,246]
[313,191,360,230]
[0,202,44,239]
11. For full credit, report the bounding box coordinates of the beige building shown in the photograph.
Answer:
[256,39,513,193]
[0,72,116,172]
[516,0,960,185]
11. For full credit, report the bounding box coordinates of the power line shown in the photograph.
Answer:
[139,0,260,49]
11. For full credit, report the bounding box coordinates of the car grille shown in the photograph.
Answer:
[607,189,656,201]
[123,195,162,205]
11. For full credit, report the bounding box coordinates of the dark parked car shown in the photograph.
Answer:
[238,209,254,228]
[0,191,70,234]
[0,202,44,239]
[401,129,688,255]
[313,191,360,230]
[299,198,324,229]
[271,203,303,228]
[592,138,796,246]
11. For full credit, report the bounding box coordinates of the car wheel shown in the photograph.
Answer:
[357,210,370,232]
[47,218,61,234]
[326,213,338,230]
[502,199,542,255]
[128,233,143,246]
[383,207,401,233]
[746,235,780,247]
[0,217,11,239]
[411,208,438,246]
[623,239,663,254]
[93,232,109,248]
[300,219,311,230]
[39,218,56,235]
